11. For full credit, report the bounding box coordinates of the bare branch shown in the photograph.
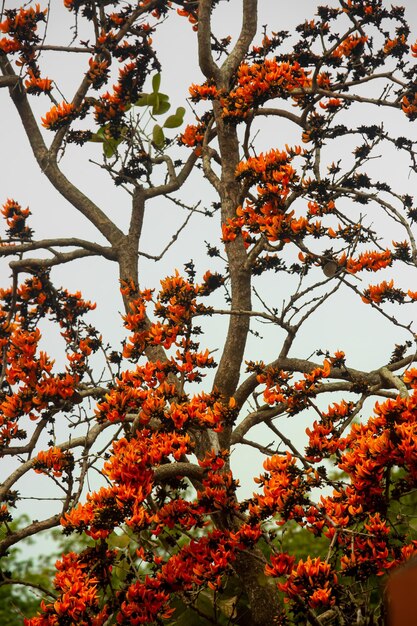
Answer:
[154,462,204,483]
[143,152,198,199]
[220,0,258,84]
[0,55,124,247]
[254,107,305,127]
[197,0,219,80]
[9,249,99,271]
[0,238,116,259]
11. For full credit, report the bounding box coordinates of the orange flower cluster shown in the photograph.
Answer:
[221,59,312,120]
[319,97,342,110]
[235,147,302,182]
[307,199,336,217]
[52,436,248,621]
[118,528,240,621]
[122,272,212,366]
[34,447,74,477]
[361,279,406,304]
[179,122,205,155]
[93,62,139,123]
[342,249,392,274]
[277,556,338,609]
[86,57,110,90]
[89,45,159,133]
[252,388,417,611]
[1,198,33,240]
[187,58,321,123]
[197,450,239,514]
[0,504,12,524]
[189,82,219,101]
[25,551,112,626]
[383,34,407,56]
[223,147,325,247]
[306,400,352,461]
[24,70,52,95]
[0,4,46,62]
[403,368,417,387]
[332,35,368,58]
[251,452,317,523]
[402,92,417,120]
[95,354,228,431]
[0,36,20,53]
[0,316,79,444]
[258,358,331,415]
[62,428,192,536]
[316,392,417,567]
[341,0,375,15]
[0,268,96,447]
[41,102,77,130]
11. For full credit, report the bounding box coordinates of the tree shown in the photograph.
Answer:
[1,0,417,623]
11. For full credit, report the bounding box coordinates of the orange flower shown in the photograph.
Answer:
[34,447,73,477]
[361,279,404,304]
[25,71,52,95]
[180,123,205,153]
[86,57,110,89]
[332,35,368,58]
[346,249,392,274]
[41,101,77,130]
[0,38,20,53]
[402,93,417,120]
[404,368,417,387]
[383,34,406,55]
[319,98,342,110]
[189,83,218,101]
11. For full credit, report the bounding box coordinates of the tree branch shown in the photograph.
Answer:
[220,0,258,85]
[197,0,220,80]
[143,152,197,199]
[9,249,99,271]
[0,55,124,247]
[0,238,116,259]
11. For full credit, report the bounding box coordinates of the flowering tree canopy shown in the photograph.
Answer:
[2,1,417,624]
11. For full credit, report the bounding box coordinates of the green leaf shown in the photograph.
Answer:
[107,532,130,549]
[153,93,170,115]
[103,142,115,158]
[154,100,171,115]
[103,138,120,158]
[152,73,161,93]
[88,133,104,143]
[146,92,159,107]
[147,92,169,115]
[135,94,150,107]
[112,563,128,586]
[152,124,165,148]
[163,106,186,128]
[135,91,170,116]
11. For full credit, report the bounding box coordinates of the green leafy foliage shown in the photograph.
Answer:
[164,106,186,129]
[152,123,165,148]
[90,73,184,156]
